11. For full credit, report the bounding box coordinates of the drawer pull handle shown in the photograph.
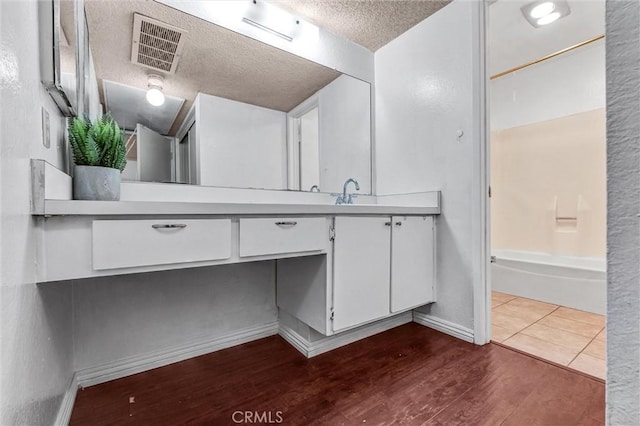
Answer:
[395,222,402,226]
[385,222,392,226]
[275,221,298,226]
[152,224,188,229]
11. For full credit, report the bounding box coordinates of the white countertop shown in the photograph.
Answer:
[31,161,440,217]
[40,200,440,216]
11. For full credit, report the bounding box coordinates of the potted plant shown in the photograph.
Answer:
[68,114,127,200]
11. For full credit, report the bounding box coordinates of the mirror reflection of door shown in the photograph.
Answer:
[176,123,197,184]
[137,124,174,183]
[298,107,320,191]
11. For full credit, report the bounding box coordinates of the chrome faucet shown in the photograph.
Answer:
[309,185,320,192]
[335,178,360,204]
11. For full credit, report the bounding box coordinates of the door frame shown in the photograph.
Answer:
[286,95,320,191]
[472,0,492,345]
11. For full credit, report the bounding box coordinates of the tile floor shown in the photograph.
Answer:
[492,291,606,380]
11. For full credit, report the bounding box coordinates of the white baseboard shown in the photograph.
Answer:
[279,312,413,358]
[54,373,77,426]
[76,322,278,387]
[413,311,474,343]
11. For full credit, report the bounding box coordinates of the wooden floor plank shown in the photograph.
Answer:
[70,323,604,425]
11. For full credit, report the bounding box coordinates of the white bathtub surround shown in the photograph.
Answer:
[492,250,605,315]
[492,249,605,271]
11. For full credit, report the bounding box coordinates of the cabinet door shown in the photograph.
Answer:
[391,216,435,312]
[332,217,391,331]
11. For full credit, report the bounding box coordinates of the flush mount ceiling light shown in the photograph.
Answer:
[521,0,571,28]
[242,0,300,42]
[155,1,319,48]
[146,74,165,107]
[530,1,555,18]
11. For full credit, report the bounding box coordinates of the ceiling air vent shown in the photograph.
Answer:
[131,13,187,74]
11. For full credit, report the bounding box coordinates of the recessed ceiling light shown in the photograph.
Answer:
[521,0,570,28]
[537,11,561,26]
[530,2,555,19]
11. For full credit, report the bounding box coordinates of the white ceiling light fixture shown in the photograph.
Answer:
[529,1,555,19]
[146,74,165,107]
[155,1,319,49]
[241,17,295,42]
[242,0,300,42]
[521,0,571,28]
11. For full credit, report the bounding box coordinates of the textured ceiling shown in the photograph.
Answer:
[271,0,451,51]
[84,0,342,135]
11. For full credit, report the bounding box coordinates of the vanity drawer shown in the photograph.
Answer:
[239,217,327,257]
[92,219,231,270]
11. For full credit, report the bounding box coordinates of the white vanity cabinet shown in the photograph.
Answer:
[332,217,392,331]
[92,219,232,270]
[239,217,327,257]
[390,216,435,312]
[277,215,436,335]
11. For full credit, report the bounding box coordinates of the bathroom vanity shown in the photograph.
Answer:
[32,162,440,338]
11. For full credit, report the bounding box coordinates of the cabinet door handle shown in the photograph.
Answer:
[384,221,392,226]
[152,224,187,229]
[275,221,297,226]
[395,222,402,226]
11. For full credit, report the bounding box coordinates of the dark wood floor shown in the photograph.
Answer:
[70,323,604,425]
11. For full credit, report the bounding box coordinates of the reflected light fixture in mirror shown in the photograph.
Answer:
[158,0,319,48]
[521,0,570,27]
[146,74,165,106]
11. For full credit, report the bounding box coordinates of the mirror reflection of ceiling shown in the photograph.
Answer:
[82,0,452,136]
[489,0,604,76]
[83,0,342,135]
[271,0,451,52]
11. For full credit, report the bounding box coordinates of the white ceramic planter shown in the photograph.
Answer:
[74,165,121,201]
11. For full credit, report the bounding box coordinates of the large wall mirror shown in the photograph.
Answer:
[76,0,372,194]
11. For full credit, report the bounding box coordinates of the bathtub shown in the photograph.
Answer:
[491,249,606,315]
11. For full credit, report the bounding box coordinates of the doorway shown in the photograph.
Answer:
[287,98,321,192]
[486,0,606,380]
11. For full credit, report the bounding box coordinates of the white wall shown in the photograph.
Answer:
[375,0,483,331]
[0,1,74,424]
[87,51,102,121]
[72,263,277,371]
[196,93,287,190]
[606,1,640,423]
[318,75,371,194]
[491,39,605,131]
[299,107,320,190]
[121,159,138,181]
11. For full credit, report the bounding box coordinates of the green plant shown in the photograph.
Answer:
[67,114,127,172]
